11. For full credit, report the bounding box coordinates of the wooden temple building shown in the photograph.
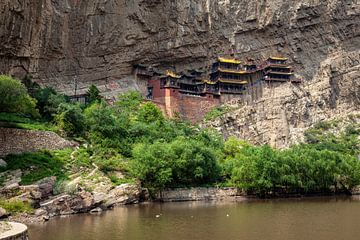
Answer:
[135,56,299,121]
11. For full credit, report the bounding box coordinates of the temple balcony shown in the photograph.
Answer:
[218,78,248,84]
[265,70,293,75]
[264,77,289,82]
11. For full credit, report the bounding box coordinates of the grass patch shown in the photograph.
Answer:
[0,198,34,214]
[2,149,73,185]
[204,106,231,121]
[0,112,56,131]
[108,174,135,186]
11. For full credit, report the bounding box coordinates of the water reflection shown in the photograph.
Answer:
[29,197,360,240]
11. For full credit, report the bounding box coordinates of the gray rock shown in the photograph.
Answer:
[35,208,48,216]
[103,183,141,207]
[90,207,103,213]
[37,176,57,199]
[0,207,7,218]
[0,159,7,168]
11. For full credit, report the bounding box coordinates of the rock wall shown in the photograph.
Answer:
[157,187,241,202]
[1,0,359,144]
[0,128,77,156]
[1,1,359,94]
[207,51,360,148]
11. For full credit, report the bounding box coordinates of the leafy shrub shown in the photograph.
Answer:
[221,137,360,196]
[130,136,221,193]
[0,199,34,214]
[87,85,101,104]
[55,103,86,137]
[204,106,231,121]
[92,148,128,172]
[0,75,39,118]
[136,102,164,124]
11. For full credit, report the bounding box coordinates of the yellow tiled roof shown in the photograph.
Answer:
[165,70,181,79]
[218,57,241,64]
[204,80,217,85]
[266,71,294,75]
[218,68,248,74]
[269,56,288,61]
[219,79,248,84]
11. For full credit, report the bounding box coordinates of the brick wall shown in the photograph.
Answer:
[177,94,220,122]
[0,128,77,156]
[148,78,220,122]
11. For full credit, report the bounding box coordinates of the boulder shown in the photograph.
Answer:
[40,191,95,216]
[34,208,47,216]
[90,207,103,213]
[0,182,20,198]
[102,183,141,208]
[37,176,56,199]
[0,159,7,168]
[0,207,8,218]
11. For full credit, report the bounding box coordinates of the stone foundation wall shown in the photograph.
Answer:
[0,128,77,156]
[177,94,220,123]
[157,187,241,202]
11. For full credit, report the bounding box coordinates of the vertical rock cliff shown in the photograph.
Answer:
[1,0,359,145]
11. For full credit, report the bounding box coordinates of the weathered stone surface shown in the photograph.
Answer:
[0,0,359,144]
[0,128,77,156]
[37,180,141,218]
[0,159,7,168]
[0,0,358,95]
[37,177,57,199]
[0,183,20,199]
[0,207,8,218]
[90,207,102,213]
[206,53,360,148]
[102,183,141,207]
[158,187,242,202]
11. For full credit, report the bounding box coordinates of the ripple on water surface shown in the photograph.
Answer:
[28,197,360,240]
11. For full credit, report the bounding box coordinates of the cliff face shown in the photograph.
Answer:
[208,51,360,147]
[1,0,359,93]
[1,0,359,145]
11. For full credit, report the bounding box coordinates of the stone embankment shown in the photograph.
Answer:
[157,187,244,202]
[0,222,28,240]
[0,166,145,224]
[0,128,77,156]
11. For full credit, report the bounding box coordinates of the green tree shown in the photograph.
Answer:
[33,87,69,120]
[84,102,129,151]
[136,102,164,124]
[114,91,143,119]
[55,103,85,137]
[0,75,39,117]
[130,136,221,194]
[87,85,101,104]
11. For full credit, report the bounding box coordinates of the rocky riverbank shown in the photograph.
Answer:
[0,166,147,224]
[2,178,360,225]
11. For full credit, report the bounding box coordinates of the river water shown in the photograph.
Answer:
[29,197,360,240]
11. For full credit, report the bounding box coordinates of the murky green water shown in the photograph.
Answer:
[29,197,360,240]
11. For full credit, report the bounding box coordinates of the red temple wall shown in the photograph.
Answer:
[148,78,220,122]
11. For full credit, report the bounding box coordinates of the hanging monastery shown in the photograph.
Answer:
[134,57,300,122]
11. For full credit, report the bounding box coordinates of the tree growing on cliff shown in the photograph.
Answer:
[0,75,39,118]
[87,85,101,104]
